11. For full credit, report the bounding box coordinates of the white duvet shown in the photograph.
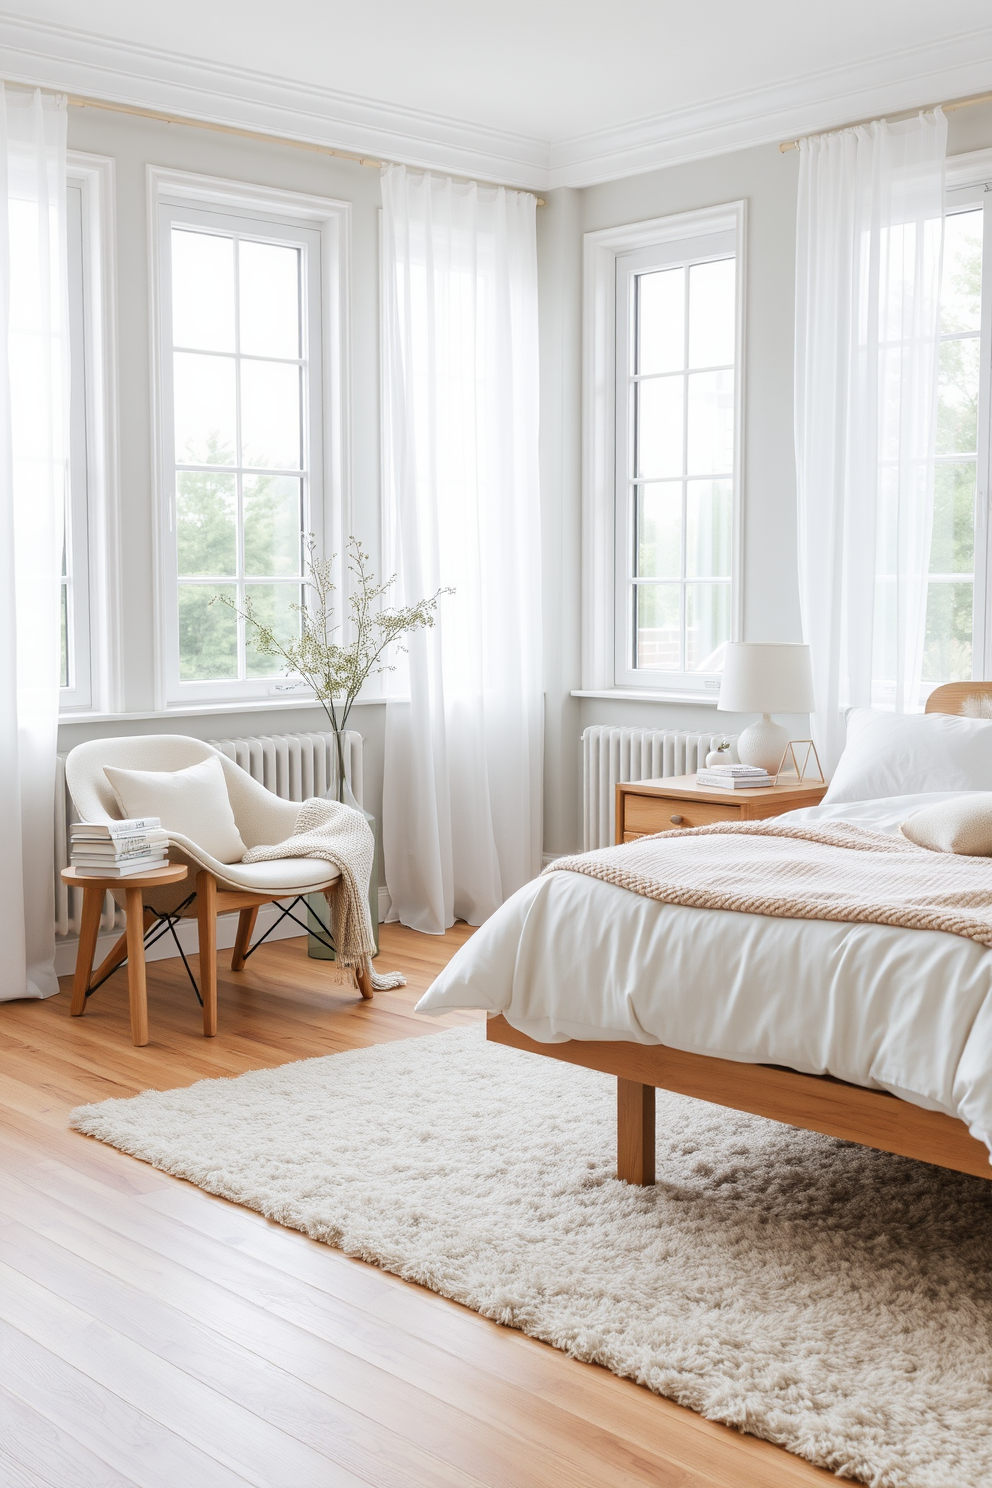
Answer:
[417,793,992,1157]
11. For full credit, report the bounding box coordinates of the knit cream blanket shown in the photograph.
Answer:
[243,797,405,990]
[546,820,992,948]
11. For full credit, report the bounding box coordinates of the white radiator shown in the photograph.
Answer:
[582,726,738,850]
[55,729,362,940]
[211,730,363,807]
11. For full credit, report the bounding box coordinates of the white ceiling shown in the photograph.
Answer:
[1,1,991,187]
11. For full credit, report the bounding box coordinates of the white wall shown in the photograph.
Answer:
[57,108,387,834]
[537,101,992,856]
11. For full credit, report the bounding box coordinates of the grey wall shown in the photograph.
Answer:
[59,98,992,869]
[537,100,992,857]
[537,186,583,865]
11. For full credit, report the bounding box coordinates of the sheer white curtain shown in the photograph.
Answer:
[795,111,946,773]
[0,88,68,1001]
[380,165,542,933]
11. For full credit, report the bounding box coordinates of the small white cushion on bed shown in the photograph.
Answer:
[823,709,992,804]
[901,794,992,855]
[105,755,247,864]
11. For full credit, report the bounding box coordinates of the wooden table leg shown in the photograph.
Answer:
[123,885,149,1047]
[196,870,218,1037]
[70,886,104,1016]
[89,908,155,989]
[230,906,258,972]
[617,1078,655,1186]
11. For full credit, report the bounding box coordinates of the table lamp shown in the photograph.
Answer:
[717,642,815,774]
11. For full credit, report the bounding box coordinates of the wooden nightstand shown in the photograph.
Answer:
[615,774,828,845]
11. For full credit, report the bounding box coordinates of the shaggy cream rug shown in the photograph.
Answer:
[71,1028,992,1488]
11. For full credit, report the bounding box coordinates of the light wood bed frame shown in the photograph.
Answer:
[488,683,992,1185]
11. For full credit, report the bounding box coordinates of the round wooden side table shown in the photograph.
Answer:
[61,864,188,1046]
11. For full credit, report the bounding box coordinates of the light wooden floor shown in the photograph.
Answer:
[0,924,835,1488]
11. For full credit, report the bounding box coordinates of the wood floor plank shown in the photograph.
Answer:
[0,1192,694,1488]
[0,1319,251,1488]
[3,1156,829,1488]
[0,1261,371,1488]
[0,1443,58,1488]
[0,1384,139,1488]
[0,926,836,1488]
[132,1181,822,1487]
[0,1221,500,1488]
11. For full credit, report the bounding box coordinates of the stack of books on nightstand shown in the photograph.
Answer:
[70,817,169,877]
[695,764,774,790]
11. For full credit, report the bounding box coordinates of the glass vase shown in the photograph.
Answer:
[306,769,380,960]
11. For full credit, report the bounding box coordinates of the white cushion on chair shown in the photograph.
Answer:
[217,858,339,891]
[105,755,248,864]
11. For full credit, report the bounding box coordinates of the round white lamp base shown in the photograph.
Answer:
[736,715,790,776]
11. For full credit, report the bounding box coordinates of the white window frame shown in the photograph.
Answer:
[943,149,992,683]
[60,151,121,716]
[580,202,745,702]
[148,168,350,709]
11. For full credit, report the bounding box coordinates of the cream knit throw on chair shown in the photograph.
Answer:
[243,798,405,990]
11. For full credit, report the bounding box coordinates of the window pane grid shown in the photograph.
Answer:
[60,575,70,689]
[172,348,305,366]
[922,204,986,689]
[627,256,735,675]
[171,223,306,683]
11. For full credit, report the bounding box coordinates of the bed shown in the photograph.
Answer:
[418,684,992,1185]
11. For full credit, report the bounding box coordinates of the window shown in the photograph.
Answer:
[60,153,118,716]
[61,176,91,705]
[582,204,744,700]
[922,190,991,687]
[152,172,348,705]
[617,246,737,681]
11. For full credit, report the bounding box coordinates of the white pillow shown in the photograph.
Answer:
[823,708,992,804]
[104,754,247,864]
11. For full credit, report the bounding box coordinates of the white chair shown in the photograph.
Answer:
[65,734,370,1038]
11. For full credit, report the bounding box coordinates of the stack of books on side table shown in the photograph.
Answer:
[70,817,169,877]
[695,764,774,790]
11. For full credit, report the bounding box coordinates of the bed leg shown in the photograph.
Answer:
[617,1078,655,1185]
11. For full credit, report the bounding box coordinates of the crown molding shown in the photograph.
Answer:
[0,11,551,189]
[0,11,990,192]
[548,25,992,187]
[947,145,992,191]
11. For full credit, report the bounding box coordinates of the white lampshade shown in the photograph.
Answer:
[717,643,815,715]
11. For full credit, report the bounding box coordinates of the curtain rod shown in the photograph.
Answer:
[779,88,992,152]
[66,93,547,204]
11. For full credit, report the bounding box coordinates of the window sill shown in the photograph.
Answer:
[571,688,721,706]
[58,696,386,726]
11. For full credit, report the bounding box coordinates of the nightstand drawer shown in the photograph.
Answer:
[623,795,742,836]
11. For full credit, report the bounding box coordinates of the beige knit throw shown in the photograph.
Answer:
[546,820,992,948]
[243,797,405,990]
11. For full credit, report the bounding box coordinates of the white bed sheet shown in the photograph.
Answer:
[416,792,992,1156]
